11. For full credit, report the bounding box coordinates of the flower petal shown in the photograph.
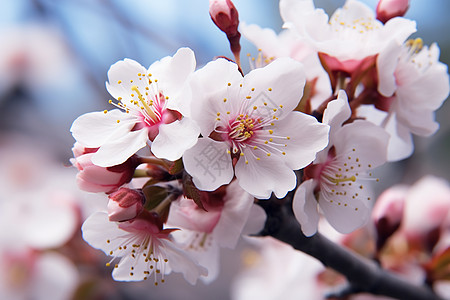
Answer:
[183,138,234,191]
[235,148,296,199]
[70,109,135,147]
[160,239,208,285]
[150,48,196,113]
[292,179,320,236]
[322,90,351,130]
[188,58,243,136]
[91,127,148,167]
[275,111,329,170]
[151,117,200,161]
[214,181,255,248]
[106,59,148,101]
[318,184,371,234]
[241,57,306,120]
[334,120,389,169]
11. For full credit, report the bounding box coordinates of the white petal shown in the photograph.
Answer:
[183,138,234,191]
[377,41,402,97]
[275,111,329,170]
[213,181,256,248]
[292,179,320,236]
[70,109,135,147]
[91,127,148,167]
[106,59,148,101]
[322,90,351,130]
[385,116,414,161]
[318,184,371,234]
[150,48,196,113]
[242,57,306,120]
[188,58,242,136]
[242,204,267,236]
[32,252,79,300]
[151,117,200,161]
[161,239,208,285]
[235,148,296,199]
[280,0,316,26]
[381,17,417,45]
[112,254,148,282]
[82,212,125,254]
[333,120,389,168]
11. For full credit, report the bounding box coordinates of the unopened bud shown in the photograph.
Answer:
[376,0,409,24]
[71,142,140,194]
[372,186,406,251]
[107,188,144,222]
[209,0,242,67]
[209,0,239,37]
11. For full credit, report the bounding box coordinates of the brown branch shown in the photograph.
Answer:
[258,199,443,300]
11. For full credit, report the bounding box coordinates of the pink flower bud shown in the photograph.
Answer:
[372,186,407,250]
[107,188,144,222]
[209,0,239,37]
[71,142,140,194]
[376,0,409,24]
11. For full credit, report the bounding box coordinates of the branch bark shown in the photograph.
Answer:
[258,199,443,300]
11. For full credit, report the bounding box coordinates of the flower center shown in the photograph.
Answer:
[228,114,257,143]
[106,72,170,128]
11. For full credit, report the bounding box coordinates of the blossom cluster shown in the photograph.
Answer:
[70,0,449,289]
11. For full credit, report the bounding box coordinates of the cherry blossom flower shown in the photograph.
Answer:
[293,91,389,235]
[231,237,324,300]
[70,47,200,167]
[183,57,329,199]
[370,39,450,161]
[167,181,265,283]
[240,22,331,111]
[82,211,207,285]
[0,247,79,300]
[280,0,416,63]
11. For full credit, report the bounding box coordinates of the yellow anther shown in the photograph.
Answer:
[228,82,231,86]
[268,88,272,91]
[268,130,273,134]
[118,80,122,84]
[104,110,108,114]
[117,120,120,123]
[131,85,157,122]
[267,153,271,157]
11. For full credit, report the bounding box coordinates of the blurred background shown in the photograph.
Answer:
[0,0,449,299]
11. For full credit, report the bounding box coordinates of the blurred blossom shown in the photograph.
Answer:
[231,236,325,300]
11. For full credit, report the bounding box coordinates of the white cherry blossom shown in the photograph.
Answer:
[293,91,389,235]
[182,57,329,199]
[372,39,450,161]
[70,48,200,167]
[240,22,331,111]
[280,0,416,62]
[82,211,207,285]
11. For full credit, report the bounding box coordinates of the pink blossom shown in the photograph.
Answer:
[209,0,239,37]
[82,211,207,284]
[107,188,145,222]
[71,142,140,194]
[376,0,409,24]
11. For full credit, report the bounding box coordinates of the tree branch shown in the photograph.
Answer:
[257,199,443,300]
